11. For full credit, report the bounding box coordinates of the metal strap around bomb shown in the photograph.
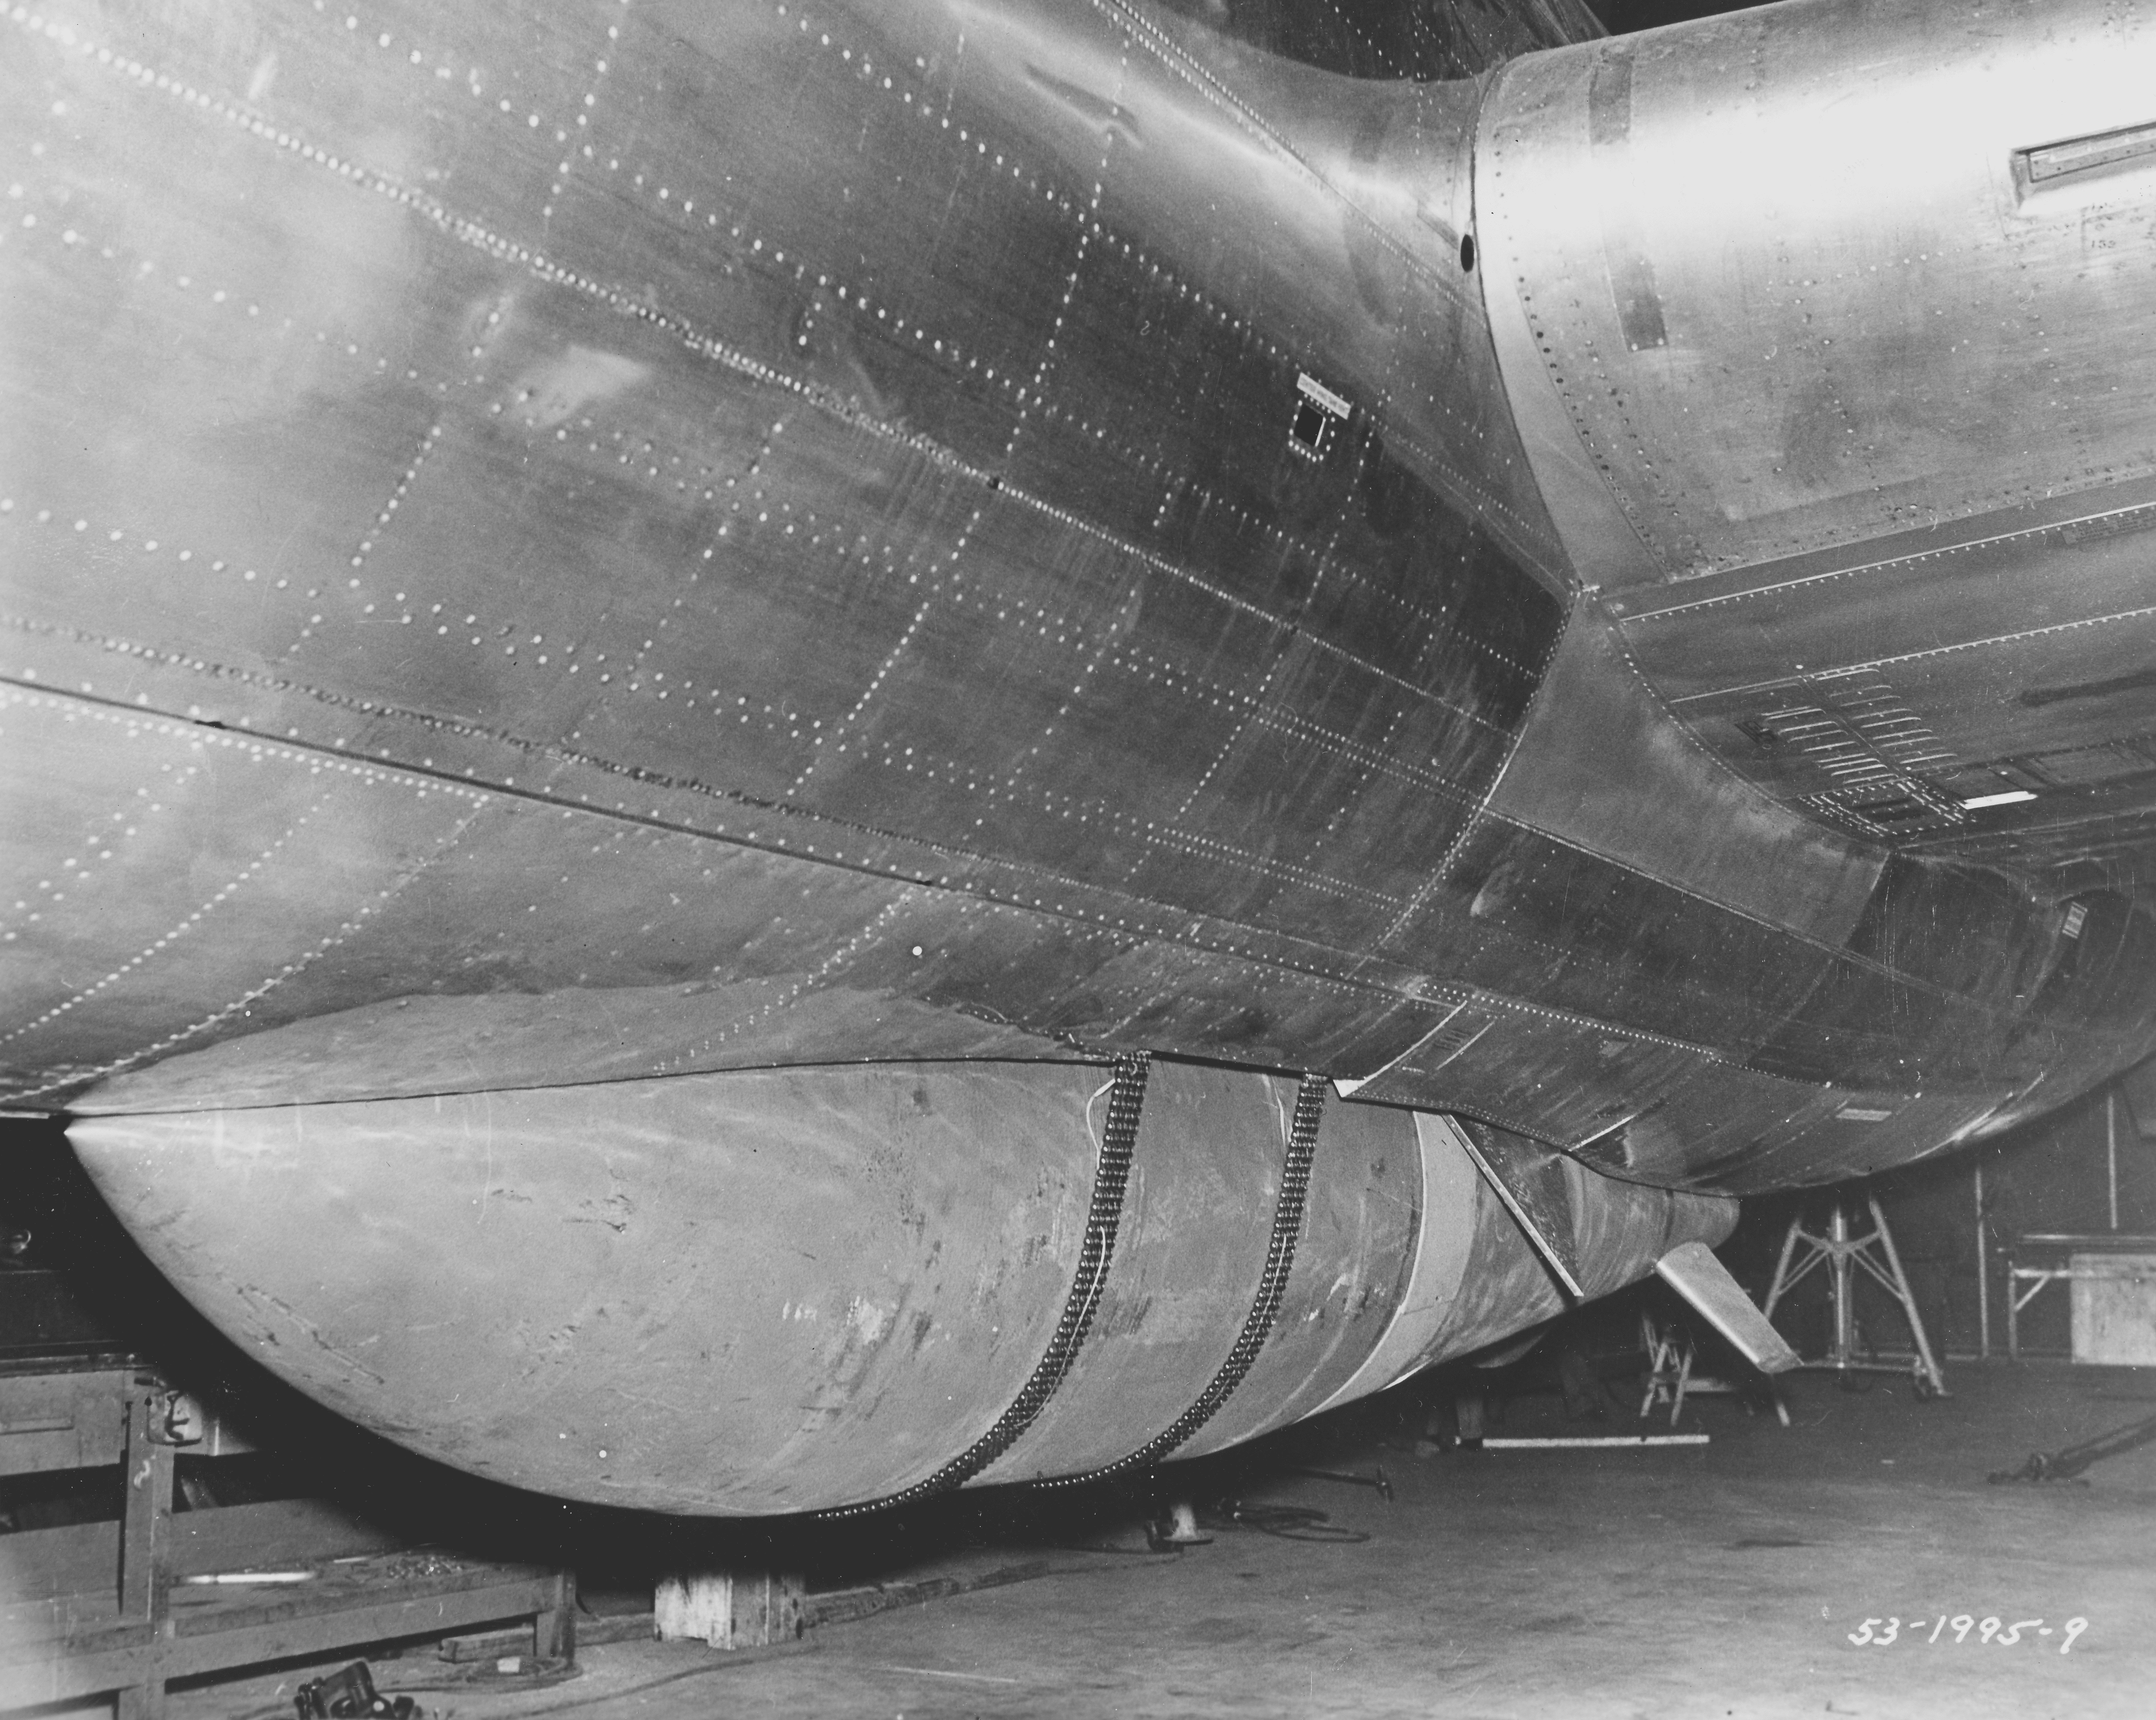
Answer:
[812,1052,1151,1519]
[1033,1071,1326,1491]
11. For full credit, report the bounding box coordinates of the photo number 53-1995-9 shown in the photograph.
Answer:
[1846,1617,2090,1652]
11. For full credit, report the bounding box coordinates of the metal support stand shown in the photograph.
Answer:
[1762,1193,1948,1398]
[1637,1310,1792,1427]
[1638,1313,1699,1426]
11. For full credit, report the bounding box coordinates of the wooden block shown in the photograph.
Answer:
[654,1571,805,1650]
[573,1612,658,1647]
[438,1625,535,1662]
[433,1572,576,1664]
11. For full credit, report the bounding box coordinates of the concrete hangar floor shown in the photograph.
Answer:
[151,1358,2156,1720]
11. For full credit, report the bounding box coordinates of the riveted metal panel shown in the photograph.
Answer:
[1478,0,2156,582]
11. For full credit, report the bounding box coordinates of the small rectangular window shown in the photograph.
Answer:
[1290,398,1329,452]
[1288,372,1348,461]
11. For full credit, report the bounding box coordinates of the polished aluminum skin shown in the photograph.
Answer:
[1483,0,2156,580]
[71,1062,1733,1513]
[6,0,2156,1511]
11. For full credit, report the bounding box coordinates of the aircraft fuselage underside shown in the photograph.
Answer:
[6,0,2156,1511]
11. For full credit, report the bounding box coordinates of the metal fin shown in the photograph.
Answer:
[1655,1240,1802,1375]
[1427,1114,1586,1299]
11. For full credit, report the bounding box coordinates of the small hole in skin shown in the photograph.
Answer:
[1459,232,1477,273]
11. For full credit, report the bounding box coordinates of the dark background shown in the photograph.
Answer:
[1593,0,1745,33]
